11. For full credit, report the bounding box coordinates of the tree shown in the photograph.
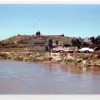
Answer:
[71,39,76,46]
[90,36,95,44]
[95,36,100,44]
[82,42,90,47]
[63,43,71,47]
[45,45,49,51]
[49,39,53,49]
[71,38,82,48]
[55,40,58,47]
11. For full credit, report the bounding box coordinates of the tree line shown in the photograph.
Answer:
[71,36,100,49]
[45,35,100,51]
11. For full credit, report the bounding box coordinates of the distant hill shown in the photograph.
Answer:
[0,34,72,52]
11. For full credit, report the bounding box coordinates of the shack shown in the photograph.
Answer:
[79,47,94,53]
[51,47,64,53]
[51,47,74,53]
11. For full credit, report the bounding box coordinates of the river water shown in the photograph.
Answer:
[0,60,100,94]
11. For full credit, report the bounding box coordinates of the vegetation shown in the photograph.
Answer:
[0,53,8,57]
[48,39,53,49]
[0,34,72,52]
[64,59,74,64]
[14,56,23,61]
[1,33,100,52]
[57,60,63,63]
[29,57,40,62]
[69,47,76,50]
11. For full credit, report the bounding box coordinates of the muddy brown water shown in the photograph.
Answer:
[0,60,100,94]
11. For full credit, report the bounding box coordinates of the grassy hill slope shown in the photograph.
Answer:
[0,35,72,52]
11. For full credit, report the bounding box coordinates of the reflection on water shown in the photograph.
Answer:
[0,60,100,94]
[83,67,86,71]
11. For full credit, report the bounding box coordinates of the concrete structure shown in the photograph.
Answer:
[51,47,74,53]
[79,47,94,53]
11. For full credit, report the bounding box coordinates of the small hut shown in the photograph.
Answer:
[36,31,41,36]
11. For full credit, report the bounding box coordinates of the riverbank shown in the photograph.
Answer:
[0,52,100,68]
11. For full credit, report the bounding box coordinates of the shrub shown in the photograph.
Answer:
[0,53,8,57]
[0,53,9,59]
[32,58,40,62]
[77,59,82,63]
[29,57,40,62]
[42,57,53,61]
[88,56,93,61]
[14,56,23,61]
[83,54,90,60]
[66,59,73,62]
[57,60,63,63]
[77,53,84,59]
[64,59,74,64]
[97,55,100,59]
[84,64,92,67]
[69,47,76,50]
[73,59,82,65]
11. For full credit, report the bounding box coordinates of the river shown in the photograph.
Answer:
[0,60,100,94]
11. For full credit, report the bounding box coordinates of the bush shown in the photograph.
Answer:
[32,58,40,62]
[64,59,73,64]
[73,59,82,65]
[77,53,84,59]
[57,60,63,63]
[29,57,40,62]
[0,53,9,59]
[14,56,23,61]
[63,43,71,47]
[84,64,92,67]
[83,54,90,60]
[69,47,76,50]
[42,57,53,61]
[0,53,8,57]
[77,59,82,63]
[66,59,73,62]
[88,56,93,61]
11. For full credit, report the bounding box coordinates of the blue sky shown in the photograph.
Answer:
[0,4,100,40]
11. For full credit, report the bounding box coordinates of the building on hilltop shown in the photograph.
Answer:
[36,31,41,36]
[61,34,64,37]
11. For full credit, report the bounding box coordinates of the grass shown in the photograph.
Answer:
[0,35,72,50]
[69,47,76,50]
[77,53,84,59]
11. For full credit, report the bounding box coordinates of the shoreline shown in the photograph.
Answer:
[0,52,100,69]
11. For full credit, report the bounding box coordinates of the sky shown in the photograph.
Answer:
[0,4,100,40]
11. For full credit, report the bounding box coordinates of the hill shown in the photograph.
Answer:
[0,34,72,52]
